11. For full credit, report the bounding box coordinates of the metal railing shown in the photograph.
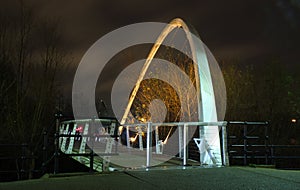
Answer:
[122,121,228,167]
[53,119,228,173]
[0,143,35,181]
[53,118,119,174]
[227,121,300,166]
[227,121,269,165]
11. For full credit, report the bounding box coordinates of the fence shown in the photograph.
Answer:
[227,121,300,166]
[0,143,35,181]
[3,119,299,181]
[48,118,300,174]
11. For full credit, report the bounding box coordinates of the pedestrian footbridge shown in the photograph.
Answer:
[56,118,228,172]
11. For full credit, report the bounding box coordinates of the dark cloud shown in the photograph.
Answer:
[1,0,300,72]
[1,0,299,117]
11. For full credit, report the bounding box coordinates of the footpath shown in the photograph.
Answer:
[0,167,299,190]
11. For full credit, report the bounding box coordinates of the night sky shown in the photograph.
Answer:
[1,0,300,102]
[2,0,300,62]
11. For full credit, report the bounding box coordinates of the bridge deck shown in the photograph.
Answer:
[70,149,201,172]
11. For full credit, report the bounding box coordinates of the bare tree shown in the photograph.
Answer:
[0,1,69,178]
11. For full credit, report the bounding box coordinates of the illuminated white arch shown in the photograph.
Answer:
[120,18,221,165]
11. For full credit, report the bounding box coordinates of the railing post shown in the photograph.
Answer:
[90,150,94,173]
[183,124,188,166]
[243,122,247,166]
[126,126,130,148]
[138,126,143,151]
[54,112,62,174]
[20,143,27,180]
[264,122,269,165]
[221,124,229,166]
[146,122,152,168]
[178,125,183,158]
[42,130,48,171]
[270,145,275,165]
[54,132,59,174]
[155,126,160,154]
[199,125,204,164]
[114,121,119,154]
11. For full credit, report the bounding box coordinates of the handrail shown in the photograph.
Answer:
[122,121,227,127]
[60,120,227,127]
[60,118,117,124]
[227,121,268,125]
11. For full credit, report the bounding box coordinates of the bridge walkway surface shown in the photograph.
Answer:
[0,167,299,190]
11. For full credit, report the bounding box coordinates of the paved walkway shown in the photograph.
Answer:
[0,167,299,190]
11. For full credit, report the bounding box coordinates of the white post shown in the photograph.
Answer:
[222,125,229,166]
[178,125,183,158]
[103,122,117,171]
[60,124,69,152]
[183,123,188,166]
[66,124,77,154]
[126,126,130,148]
[78,123,90,161]
[199,126,204,164]
[146,122,152,168]
[138,126,143,150]
[58,124,65,147]
[155,126,160,154]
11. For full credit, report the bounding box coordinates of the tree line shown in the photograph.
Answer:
[0,2,69,178]
[221,59,299,144]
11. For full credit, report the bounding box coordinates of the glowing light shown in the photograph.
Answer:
[76,126,83,132]
[292,119,297,123]
[130,133,139,142]
[130,137,136,142]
